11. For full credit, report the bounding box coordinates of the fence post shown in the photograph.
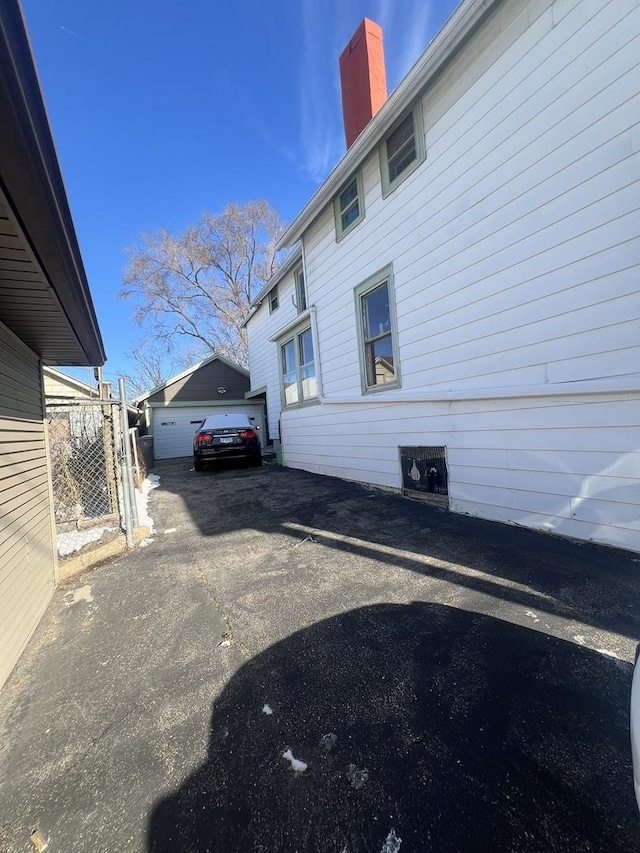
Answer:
[119,378,139,530]
[99,381,119,517]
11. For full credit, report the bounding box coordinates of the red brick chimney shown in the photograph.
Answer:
[339,19,387,149]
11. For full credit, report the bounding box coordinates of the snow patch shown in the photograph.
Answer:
[381,829,402,852]
[139,538,155,547]
[262,704,273,715]
[282,748,308,774]
[57,525,117,557]
[136,474,160,533]
[524,610,540,623]
[164,527,177,534]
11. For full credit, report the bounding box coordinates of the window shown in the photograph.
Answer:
[280,325,317,407]
[355,266,400,393]
[294,266,307,313]
[333,172,364,240]
[269,286,279,313]
[380,101,425,197]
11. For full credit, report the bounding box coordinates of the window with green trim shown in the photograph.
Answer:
[380,102,425,197]
[355,266,400,393]
[333,172,364,240]
[294,266,307,313]
[280,325,317,407]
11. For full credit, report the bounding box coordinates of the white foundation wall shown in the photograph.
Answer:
[281,392,640,552]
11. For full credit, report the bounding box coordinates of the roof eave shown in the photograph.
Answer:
[0,0,105,366]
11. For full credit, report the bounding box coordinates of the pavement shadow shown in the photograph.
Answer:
[147,602,639,852]
[154,460,640,642]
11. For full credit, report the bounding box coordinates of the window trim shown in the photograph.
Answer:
[379,100,425,198]
[277,319,319,409]
[269,286,279,314]
[354,264,401,395]
[294,265,307,314]
[333,170,365,241]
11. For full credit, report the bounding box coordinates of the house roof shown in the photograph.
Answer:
[276,0,501,250]
[136,354,249,403]
[0,1,105,366]
[43,366,140,414]
[241,243,303,328]
[43,366,99,398]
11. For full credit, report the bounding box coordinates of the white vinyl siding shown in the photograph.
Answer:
[270,0,640,552]
[247,264,303,440]
[304,0,640,398]
[280,392,640,552]
[0,322,55,691]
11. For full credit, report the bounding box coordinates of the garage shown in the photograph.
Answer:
[137,355,267,461]
[153,403,265,460]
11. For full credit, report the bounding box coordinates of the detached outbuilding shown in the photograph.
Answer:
[0,3,105,690]
[137,355,266,460]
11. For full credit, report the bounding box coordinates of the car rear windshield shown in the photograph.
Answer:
[200,414,254,430]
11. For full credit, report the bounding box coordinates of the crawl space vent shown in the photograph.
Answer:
[400,446,448,504]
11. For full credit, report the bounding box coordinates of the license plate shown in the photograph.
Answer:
[219,436,234,444]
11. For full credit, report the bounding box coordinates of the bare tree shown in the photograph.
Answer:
[120,201,285,368]
[122,338,176,398]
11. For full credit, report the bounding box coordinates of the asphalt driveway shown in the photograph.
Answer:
[1,459,639,852]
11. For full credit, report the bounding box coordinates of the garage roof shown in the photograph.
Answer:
[136,354,248,403]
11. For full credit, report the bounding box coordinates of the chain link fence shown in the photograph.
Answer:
[46,399,124,558]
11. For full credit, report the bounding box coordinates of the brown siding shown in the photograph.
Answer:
[0,322,55,691]
[146,359,250,404]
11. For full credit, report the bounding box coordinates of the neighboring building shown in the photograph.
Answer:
[246,0,640,552]
[0,2,105,689]
[137,355,265,460]
[43,366,100,401]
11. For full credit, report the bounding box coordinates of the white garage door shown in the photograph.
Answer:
[152,404,265,460]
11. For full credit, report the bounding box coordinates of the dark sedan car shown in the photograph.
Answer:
[193,413,262,471]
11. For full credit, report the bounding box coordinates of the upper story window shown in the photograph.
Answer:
[334,172,364,240]
[269,286,279,313]
[354,265,400,393]
[294,266,307,313]
[280,324,317,407]
[380,101,425,197]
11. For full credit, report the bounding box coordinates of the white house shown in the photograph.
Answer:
[246,0,640,553]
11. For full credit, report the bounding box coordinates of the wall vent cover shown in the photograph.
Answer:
[400,446,448,504]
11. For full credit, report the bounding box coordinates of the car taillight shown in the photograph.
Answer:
[240,429,257,440]
[195,434,212,445]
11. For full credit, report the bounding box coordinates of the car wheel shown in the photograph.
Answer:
[193,456,204,472]
[251,454,262,467]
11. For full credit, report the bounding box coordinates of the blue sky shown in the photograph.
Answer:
[22,0,460,387]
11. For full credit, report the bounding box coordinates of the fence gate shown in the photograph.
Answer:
[46,398,124,558]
